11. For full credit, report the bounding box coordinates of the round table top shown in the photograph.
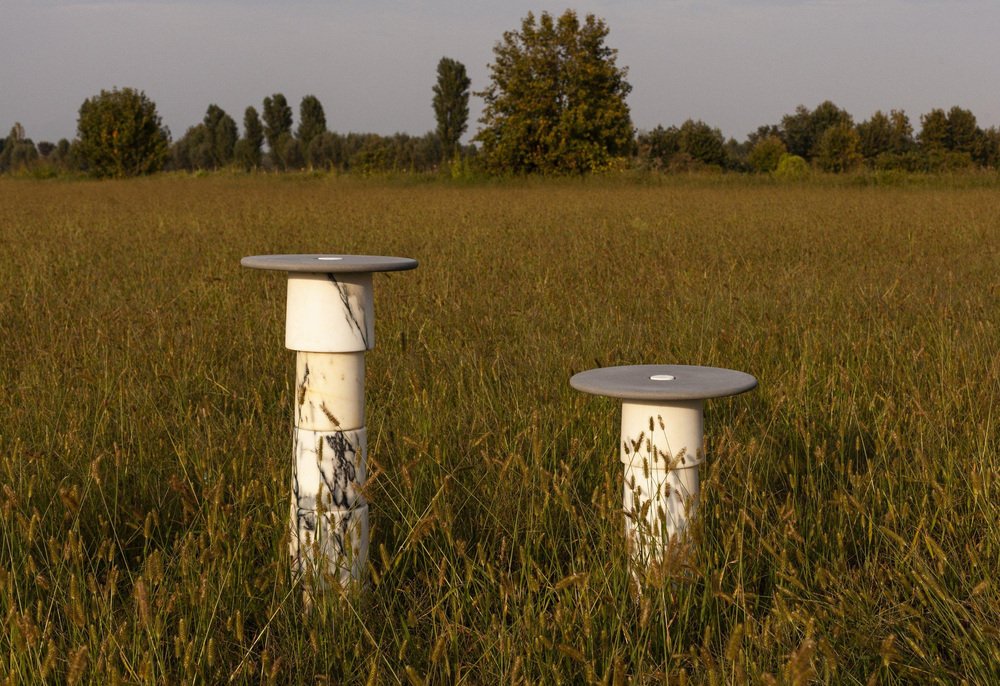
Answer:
[241,254,418,273]
[570,364,757,401]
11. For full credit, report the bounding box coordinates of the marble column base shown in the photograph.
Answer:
[290,502,369,590]
[291,427,368,590]
[622,463,699,567]
[620,401,705,569]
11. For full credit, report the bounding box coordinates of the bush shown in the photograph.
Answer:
[774,153,810,180]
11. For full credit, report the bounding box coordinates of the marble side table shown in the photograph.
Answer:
[242,254,417,597]
[570,365,757,570]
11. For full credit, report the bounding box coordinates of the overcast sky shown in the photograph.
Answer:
[3,0,999,144]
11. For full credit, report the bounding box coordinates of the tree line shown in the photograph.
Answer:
[640,102,1000,175]
[2,9,998,178]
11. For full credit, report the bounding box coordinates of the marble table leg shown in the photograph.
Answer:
[620,399,704,567]
[570,365,757,577]
[241,254,417,601]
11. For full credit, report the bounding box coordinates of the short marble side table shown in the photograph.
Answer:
[242,254,417,596]
[570,365,757,570]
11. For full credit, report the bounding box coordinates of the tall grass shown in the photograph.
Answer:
[0,176,997,683]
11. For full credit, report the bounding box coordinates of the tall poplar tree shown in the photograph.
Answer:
[203,104,238,168]
[235,106,264,170]
[262,93,293,168]
[432,57,471,161]
[297,95,327,152]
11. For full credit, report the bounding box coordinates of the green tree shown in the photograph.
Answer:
[815,122,862,172]
[54,138,72,167]
[203,104,237,168]
[856,110,913,163]
[856,111,894,161]
[677,119,726,167]
[307,131,341,170]
[475,10,633,174]
[0,123,39,173]
[637,125,680,169]
[747,124,783,148]
[811,101,853,138]
[262,93,293,168]
[171,124,212,170]
[234,106,264,170]
[297,95,327,153]
[748,135,787,172]
[277,133,304,170]
[946,106,979,155]
[887,110,914,154]
[781,101,852,160]
[75,87,169,178]
[433,57,471,161]
[977,127,1000,168]
[781,105,813,158]
[918,108,949,151]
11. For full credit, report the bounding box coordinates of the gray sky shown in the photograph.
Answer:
[3,0,999,144]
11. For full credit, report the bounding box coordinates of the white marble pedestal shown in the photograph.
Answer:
[242,254,417,597]
[570,365,757,572]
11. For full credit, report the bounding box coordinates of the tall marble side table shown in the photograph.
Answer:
[242,254,417,596]
[570,364,757,570]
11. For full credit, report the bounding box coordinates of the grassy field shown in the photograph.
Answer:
[0,174,997,684]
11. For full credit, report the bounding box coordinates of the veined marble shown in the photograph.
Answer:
[285,272,374,352]
[295,351,365,432]
[242,254,420,600]
[292,427,367,510]
[289,501,369,589]
[291,427,368,589]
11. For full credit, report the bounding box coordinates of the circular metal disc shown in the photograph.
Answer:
[570,364,757,400]
[241,254,418,273]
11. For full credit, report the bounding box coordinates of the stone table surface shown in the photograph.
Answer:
[241,254,418,273]
[570,364,757,401]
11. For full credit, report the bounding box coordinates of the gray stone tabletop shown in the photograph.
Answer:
[570,364,757,401]
[241,254,418,273]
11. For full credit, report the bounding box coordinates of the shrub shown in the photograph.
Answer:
[774,153,810,180]
[748,135,787,173]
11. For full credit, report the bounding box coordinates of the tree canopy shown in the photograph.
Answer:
[75,87,169,178]
[0,123,39,173]
[475,10,633,174]
[781,101,853,160]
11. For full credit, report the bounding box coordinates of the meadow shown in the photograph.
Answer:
[0,173,997,684]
